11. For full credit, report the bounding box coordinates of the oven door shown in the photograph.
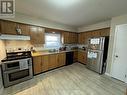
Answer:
[3,66,33,87]
[2,58,32,71]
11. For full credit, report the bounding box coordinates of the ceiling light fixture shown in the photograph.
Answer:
[48,0,80,8]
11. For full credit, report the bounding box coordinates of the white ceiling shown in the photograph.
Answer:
[16,0,127,27]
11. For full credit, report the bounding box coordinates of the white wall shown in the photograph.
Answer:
[78,20,111,32]
[3,13,77,32]
[106,14,127,75]
[0,40,6,95]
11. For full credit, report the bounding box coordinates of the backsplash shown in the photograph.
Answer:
[0,40,6,62]
[5,40,33,52]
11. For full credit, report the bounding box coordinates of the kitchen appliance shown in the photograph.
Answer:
[86,37,109,74]
[0,34,30,40]
[66,52,74,65]
[1,51,33,87]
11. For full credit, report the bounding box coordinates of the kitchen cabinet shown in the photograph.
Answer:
[0,20,30,35]
[33,56,42,75]
[41,55,49,72]
[73,51,78,62]
[16,23,30,36]
[62,32,78,44]
[33,53,66,75]
[58,53,66,67]
[49,54,58,70]
[1,20,17,35]
[78,51,87,64]
[30,26,45,45]
[100,28,110,36]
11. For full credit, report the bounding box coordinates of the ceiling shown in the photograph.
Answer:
[16,0,127,27]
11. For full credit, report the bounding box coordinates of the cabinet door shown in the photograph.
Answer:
[100,28,110,36]
[78,51,87,64]
[0,20,1,34]
[42,55,49,72]
[1,20,17,35]
[33,56,42,75]
[73,51,78,62]
[17,23,30,36]
[62,32,69,44]
[30,26,45,44]
[58,53,66,67]
[49,54,58,70]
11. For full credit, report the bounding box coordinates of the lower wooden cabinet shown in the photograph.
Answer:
[49,54,58,70]
[58,53,66,67]
[41,55,49,72]
[73,51,78,62]
[33,56,42,75]
[78,51,87,64]
[33,53,66,75]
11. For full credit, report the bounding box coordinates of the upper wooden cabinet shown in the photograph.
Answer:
[0,20,30,35]
[100,28,110,36]
[78,28,110,44]
[30,26,45,45]
[16,23,30,36]
[1,20,17,35]
[62,32,78,44]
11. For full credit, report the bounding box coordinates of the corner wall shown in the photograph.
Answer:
[106,14,127,75]
[78,20,111,32]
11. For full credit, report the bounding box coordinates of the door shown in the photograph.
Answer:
[111,24,127,82]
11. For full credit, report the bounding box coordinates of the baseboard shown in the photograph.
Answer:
[105,73,111,77]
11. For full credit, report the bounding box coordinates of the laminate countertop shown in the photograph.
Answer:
[32,49,87,57]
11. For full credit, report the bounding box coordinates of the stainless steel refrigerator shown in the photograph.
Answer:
[86,37,109,74]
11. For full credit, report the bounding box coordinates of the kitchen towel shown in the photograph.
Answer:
[19,59,28,70]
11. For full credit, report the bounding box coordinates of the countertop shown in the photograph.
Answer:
[32,49,87,57]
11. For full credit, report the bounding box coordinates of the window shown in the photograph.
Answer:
[44,33,61,48]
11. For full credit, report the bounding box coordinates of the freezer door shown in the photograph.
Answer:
[88,37,105,50]
[87,50,104,74]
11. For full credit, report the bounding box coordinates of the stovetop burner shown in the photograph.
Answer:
[2,51,32,62]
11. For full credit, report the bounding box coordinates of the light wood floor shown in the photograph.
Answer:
[2,63,126,95]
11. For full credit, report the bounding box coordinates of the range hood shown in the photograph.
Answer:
[0,34,30,40]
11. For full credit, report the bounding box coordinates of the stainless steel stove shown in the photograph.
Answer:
[1,51,33,87]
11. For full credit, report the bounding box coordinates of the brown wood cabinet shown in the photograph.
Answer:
[78,28,110,44]
[33,56,42,75]
[41,55,49,72]
[100,28,110,36]
[33,53,66,75]
[17,23,30,36]
[57,53,66,67]
[62,32,78,44]
[0,20,30,35]
[73,51,78,62]
[1,20,17,35]
[30,26,45,45]
[49,54,58,70]
[78,51,87,64]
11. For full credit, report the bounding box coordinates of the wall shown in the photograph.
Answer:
[0,40,6,62]
[5,40,32,52]
[3,13,77,32]
[106,14,127,75]
[0,40,6,95]
[78,20,111,32]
